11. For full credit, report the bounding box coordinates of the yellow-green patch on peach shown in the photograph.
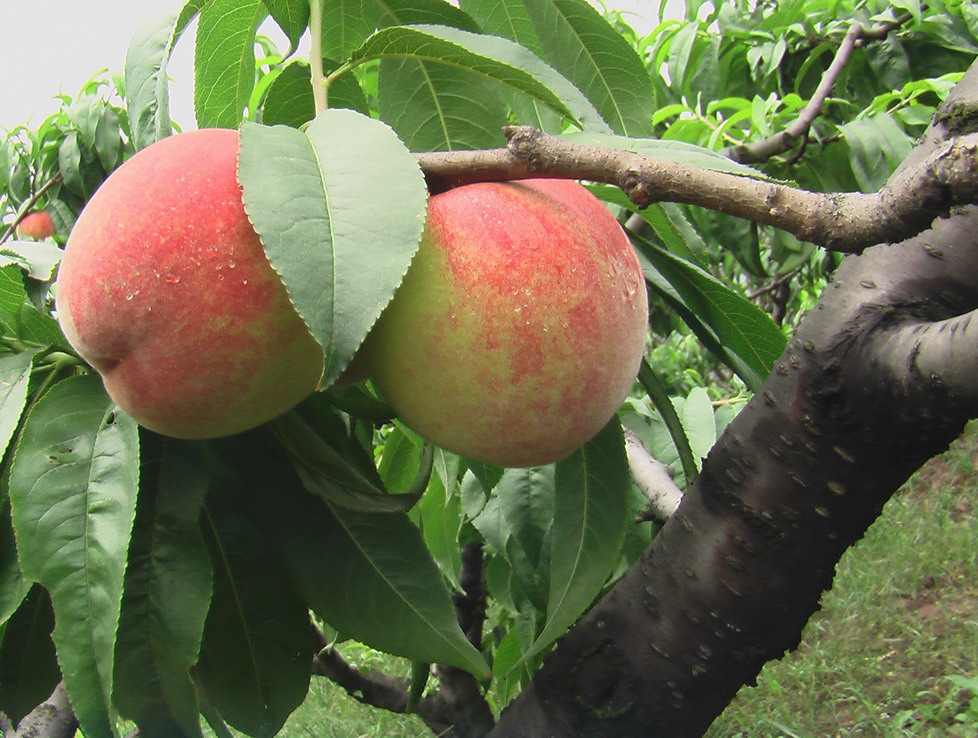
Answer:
[362,178,648,467]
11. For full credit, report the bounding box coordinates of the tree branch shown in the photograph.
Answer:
[726,14,913,164]
[312,645,412,713]
[625,429,682,523]
[453,543,487,649]
[867,303,978,405]
[418,126,978,254]
[10,681,77,738]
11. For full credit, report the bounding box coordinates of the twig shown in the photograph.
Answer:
[418,126,978,253]
[725,13,914,165]
[747,265,806,301]
[312,645,412,712]
[624,429,683,523]
[0,173,63,246]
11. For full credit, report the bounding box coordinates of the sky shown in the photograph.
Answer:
[0,0,664,133]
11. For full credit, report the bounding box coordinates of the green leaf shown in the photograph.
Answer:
[470,483,508,556]
[113,435,213,738]
[521,0,656,136]
[93,102,124,174]
[419,455,463,588]
[518,419,630,666]
[197,473,312,738]
[496,466,553,574]
[841,115,898,192]
[495,466,555,611]
[378,425,423,494]
[294,392,385,481]
[270,408,421,513]
[681,386,717,465]
[321,0,481,60]
[217,435,489,677]
[0,265,66,347]
[9,375,140,738]
[353,24,606,131]
[467,27,556,125]
[0,240,66,281]
[0,351,40,475]
[46,198,77,238]
[483,555,523,615]
[264,0,309,50]
[261,60,369,128]
[0,504,30,629]
[58,131,85,198]
[460,469,489,519]
[586,185,707,268]
[490,626,526,704]
[466,459,504,494]
[324,382,394,421]
[0,142,10,194]
[378,56,509,151]
[377,0,482,29]
[379,22,612,141]
[632,233,786,380]
[0,586,61,725]
[65,96,105,154]
[636,359,698,486]
[195,0,267,128]
[666,23,699,96]
[125,2,205,149]
[238,111,427,387]
[459,0,543,56]
[309,502,489,677]
[320,0,384,61]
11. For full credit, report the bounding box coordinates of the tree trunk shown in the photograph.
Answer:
[490,58,978,738]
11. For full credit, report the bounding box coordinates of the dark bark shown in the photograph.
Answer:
[488,58,978,738]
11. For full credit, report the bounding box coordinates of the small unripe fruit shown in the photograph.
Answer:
[56,129,323,439]
[362,179,648,468]
[16,211,56,240]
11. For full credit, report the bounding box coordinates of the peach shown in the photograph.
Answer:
[362,179,648,467]
[56,129,323,439]
[16,211,56,240]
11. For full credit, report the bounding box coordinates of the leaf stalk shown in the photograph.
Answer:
[308,0,328,113]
